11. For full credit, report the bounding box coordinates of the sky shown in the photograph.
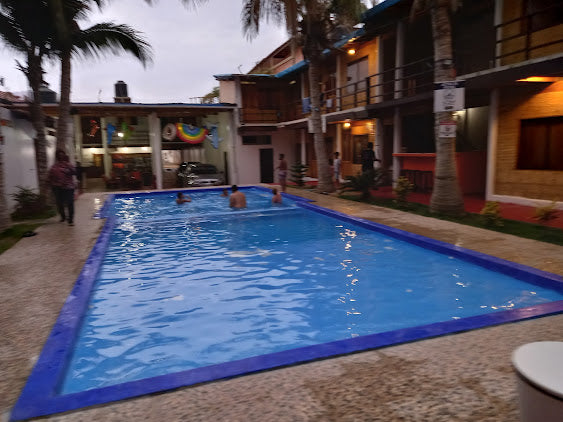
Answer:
[0,0,290,103]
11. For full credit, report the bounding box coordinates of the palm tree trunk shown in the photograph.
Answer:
[429,0,464,215]
[27,52,50,205]
[0,135,10,231]
[57,48,72,152]
[308,57,334,193]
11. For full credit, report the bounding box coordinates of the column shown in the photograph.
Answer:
[148,112,163,189]
[73,115,83,161]
[485,89,499,200]
[100,117,112,178]
[392,108,402,181]
[394,20,405,100]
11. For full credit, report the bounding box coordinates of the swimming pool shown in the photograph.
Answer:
[11,187,563,420]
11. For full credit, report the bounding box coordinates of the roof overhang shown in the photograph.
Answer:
[5,102,237,118]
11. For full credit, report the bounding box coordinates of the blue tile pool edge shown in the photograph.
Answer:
[10,188,563,421]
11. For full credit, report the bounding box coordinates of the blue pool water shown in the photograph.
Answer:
[59,188,563,394]
[12,187,563,421]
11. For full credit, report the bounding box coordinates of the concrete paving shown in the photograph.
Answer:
[1,188,562,422]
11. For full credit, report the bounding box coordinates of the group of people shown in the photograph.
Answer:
[176,185,282,208]
[278,143,378,191]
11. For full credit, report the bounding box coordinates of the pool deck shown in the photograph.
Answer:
[1,188,562,422]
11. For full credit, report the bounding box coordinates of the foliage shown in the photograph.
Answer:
[341,169,385,200]
[0,223,42,255]
[10,186,52,220]
[339,194,563,246]
[289,162,309,187]
[393,176,414,208]
[201,86,220,104]
[480,201,503,227]
[534,201,559,222]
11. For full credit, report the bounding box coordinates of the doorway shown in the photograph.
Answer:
[259,148,274,183]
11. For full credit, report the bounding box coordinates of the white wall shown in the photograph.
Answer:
[219,80,237,103]
[1,108,56,211]
[234,128,298,185]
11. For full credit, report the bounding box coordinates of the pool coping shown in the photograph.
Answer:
[10,186,563,421]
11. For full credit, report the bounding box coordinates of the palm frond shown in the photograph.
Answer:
[71,22,152,67]
[242,0,289,40]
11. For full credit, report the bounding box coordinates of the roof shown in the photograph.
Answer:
[217,1,397,83]
[6,101,237,118]
[361,0,405,21]
[0,91,25,104]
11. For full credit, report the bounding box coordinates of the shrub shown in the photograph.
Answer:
[341,169,386,200]
[10,186,51,220]
[480,201,503,226]
[289,162,309,187]
[393,176,414,208]
[534,201,559,222]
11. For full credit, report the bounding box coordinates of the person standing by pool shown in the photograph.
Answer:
[176,192,191,204]
[333,151,341,189]
[271,188,282,204]
[229,185,247,208]
[361,142,379,173]
[276,153,288,192]
[48,149,76,226]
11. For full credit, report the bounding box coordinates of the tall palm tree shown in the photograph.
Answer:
[48,0,152,151]
[0,0,53,206]
[411,0,464,215]
[242,0,364,193]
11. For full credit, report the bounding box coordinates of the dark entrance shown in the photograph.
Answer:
[259,148,274,183]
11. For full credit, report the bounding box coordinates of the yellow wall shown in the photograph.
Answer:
[495,81,563,200]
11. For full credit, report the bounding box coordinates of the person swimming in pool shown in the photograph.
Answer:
[220,188,229,197]
[176,192,191,204]
[271,188,282,204]
[229,185,246,209]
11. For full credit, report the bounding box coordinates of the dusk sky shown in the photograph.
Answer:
[0,0,289,103]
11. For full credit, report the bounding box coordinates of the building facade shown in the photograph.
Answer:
[217,0,562,207]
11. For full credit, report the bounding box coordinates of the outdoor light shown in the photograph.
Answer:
[517,76,562,83]
[117,131,124,138]
[343,121,351,129]
[347,48,356,55]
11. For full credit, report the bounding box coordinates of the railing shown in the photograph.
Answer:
[239,4,562,125]
[495,3,563,65]
[241,56,435,124]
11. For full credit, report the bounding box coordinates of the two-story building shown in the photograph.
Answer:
[216,0,562,208]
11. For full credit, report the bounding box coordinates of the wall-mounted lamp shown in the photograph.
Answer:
[347,48,356,56]
[343,121,351,129]
[289,80,296,85]
[517,76,562,83]
[117,131,124,138]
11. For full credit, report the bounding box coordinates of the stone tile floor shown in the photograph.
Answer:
[1,188,562,422]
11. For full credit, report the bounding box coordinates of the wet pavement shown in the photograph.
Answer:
[1,188,562,422]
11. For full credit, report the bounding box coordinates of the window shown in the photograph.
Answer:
[346,57,368,94]
[524,0,563,33]
[242,135,272,145]
[517,116,563,170]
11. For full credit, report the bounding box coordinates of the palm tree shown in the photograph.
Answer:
[0,0,53,206]
[48,0,152,151]
[242,0,364,193]
[410,0,464,215]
